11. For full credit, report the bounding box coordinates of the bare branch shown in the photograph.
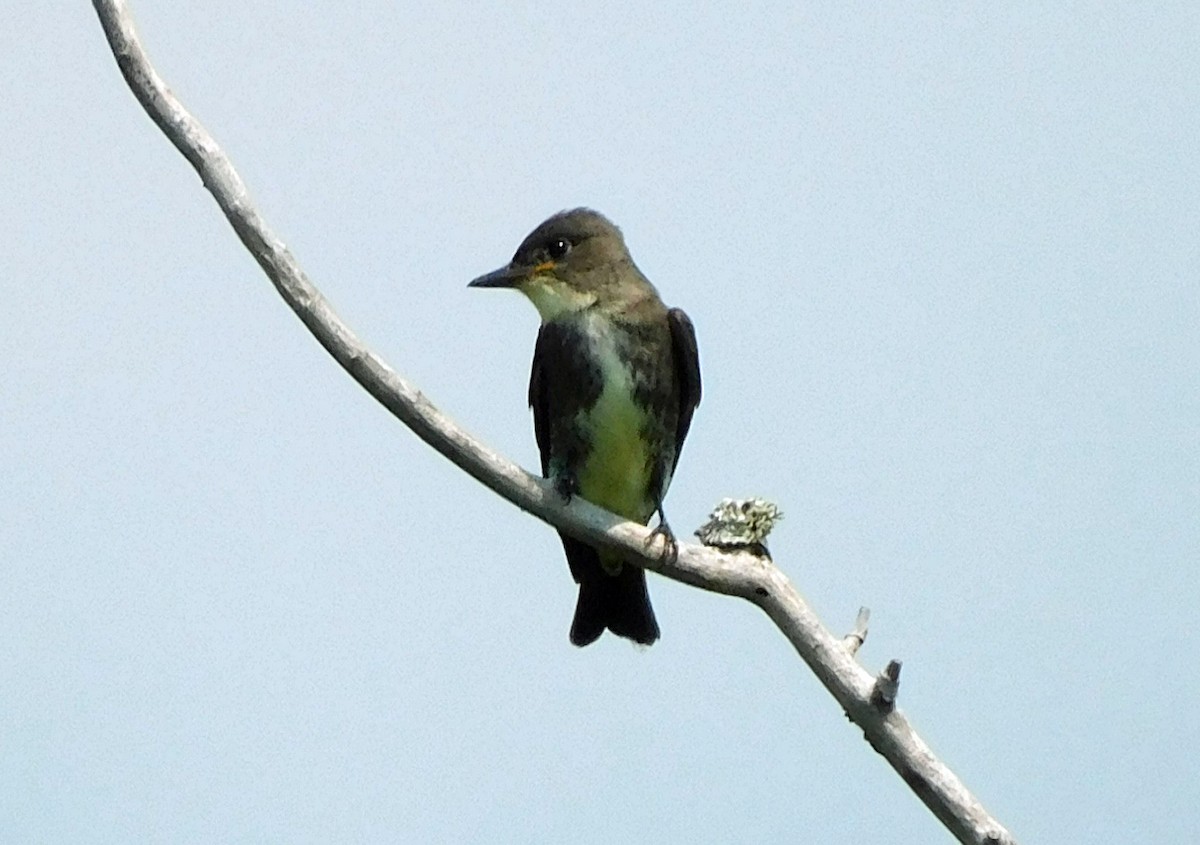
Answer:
[90,3,1017,843]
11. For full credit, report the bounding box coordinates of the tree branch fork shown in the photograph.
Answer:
[91,3,1016,843]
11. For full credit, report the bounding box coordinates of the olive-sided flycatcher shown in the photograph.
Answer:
[469,208,701,647]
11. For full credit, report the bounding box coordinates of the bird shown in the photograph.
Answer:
[469,208,701,646]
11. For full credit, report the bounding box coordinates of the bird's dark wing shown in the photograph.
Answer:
[528,324,553,476]
[528,319,604,480]
[667,307,702,469]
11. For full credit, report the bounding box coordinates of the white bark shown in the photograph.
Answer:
[91,3,1017,843]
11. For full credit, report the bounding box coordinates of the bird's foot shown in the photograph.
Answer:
[553,473,579,504]
[646,518,679,566]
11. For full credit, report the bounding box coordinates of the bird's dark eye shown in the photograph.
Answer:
[547,238,571,260]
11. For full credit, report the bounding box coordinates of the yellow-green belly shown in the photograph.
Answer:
[575,378,653,523]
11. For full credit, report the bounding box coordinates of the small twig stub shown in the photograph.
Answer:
[842,607,871,656]
[871,660,903,710]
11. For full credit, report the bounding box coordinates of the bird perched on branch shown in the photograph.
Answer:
[470,208,701,646]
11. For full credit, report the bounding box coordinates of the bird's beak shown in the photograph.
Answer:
[469,259,558,289]
[468,265,522,289]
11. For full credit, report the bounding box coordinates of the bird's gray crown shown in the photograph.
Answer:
[510,208,629,267]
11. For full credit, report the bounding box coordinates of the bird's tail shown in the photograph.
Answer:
[560,534,659,647]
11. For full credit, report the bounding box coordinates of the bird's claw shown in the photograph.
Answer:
[553,474,578,503]
[646,519,679,566]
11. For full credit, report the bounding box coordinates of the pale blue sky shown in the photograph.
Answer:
[3,3,1198,843]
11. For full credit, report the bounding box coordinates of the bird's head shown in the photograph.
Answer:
[469,208,650,321]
